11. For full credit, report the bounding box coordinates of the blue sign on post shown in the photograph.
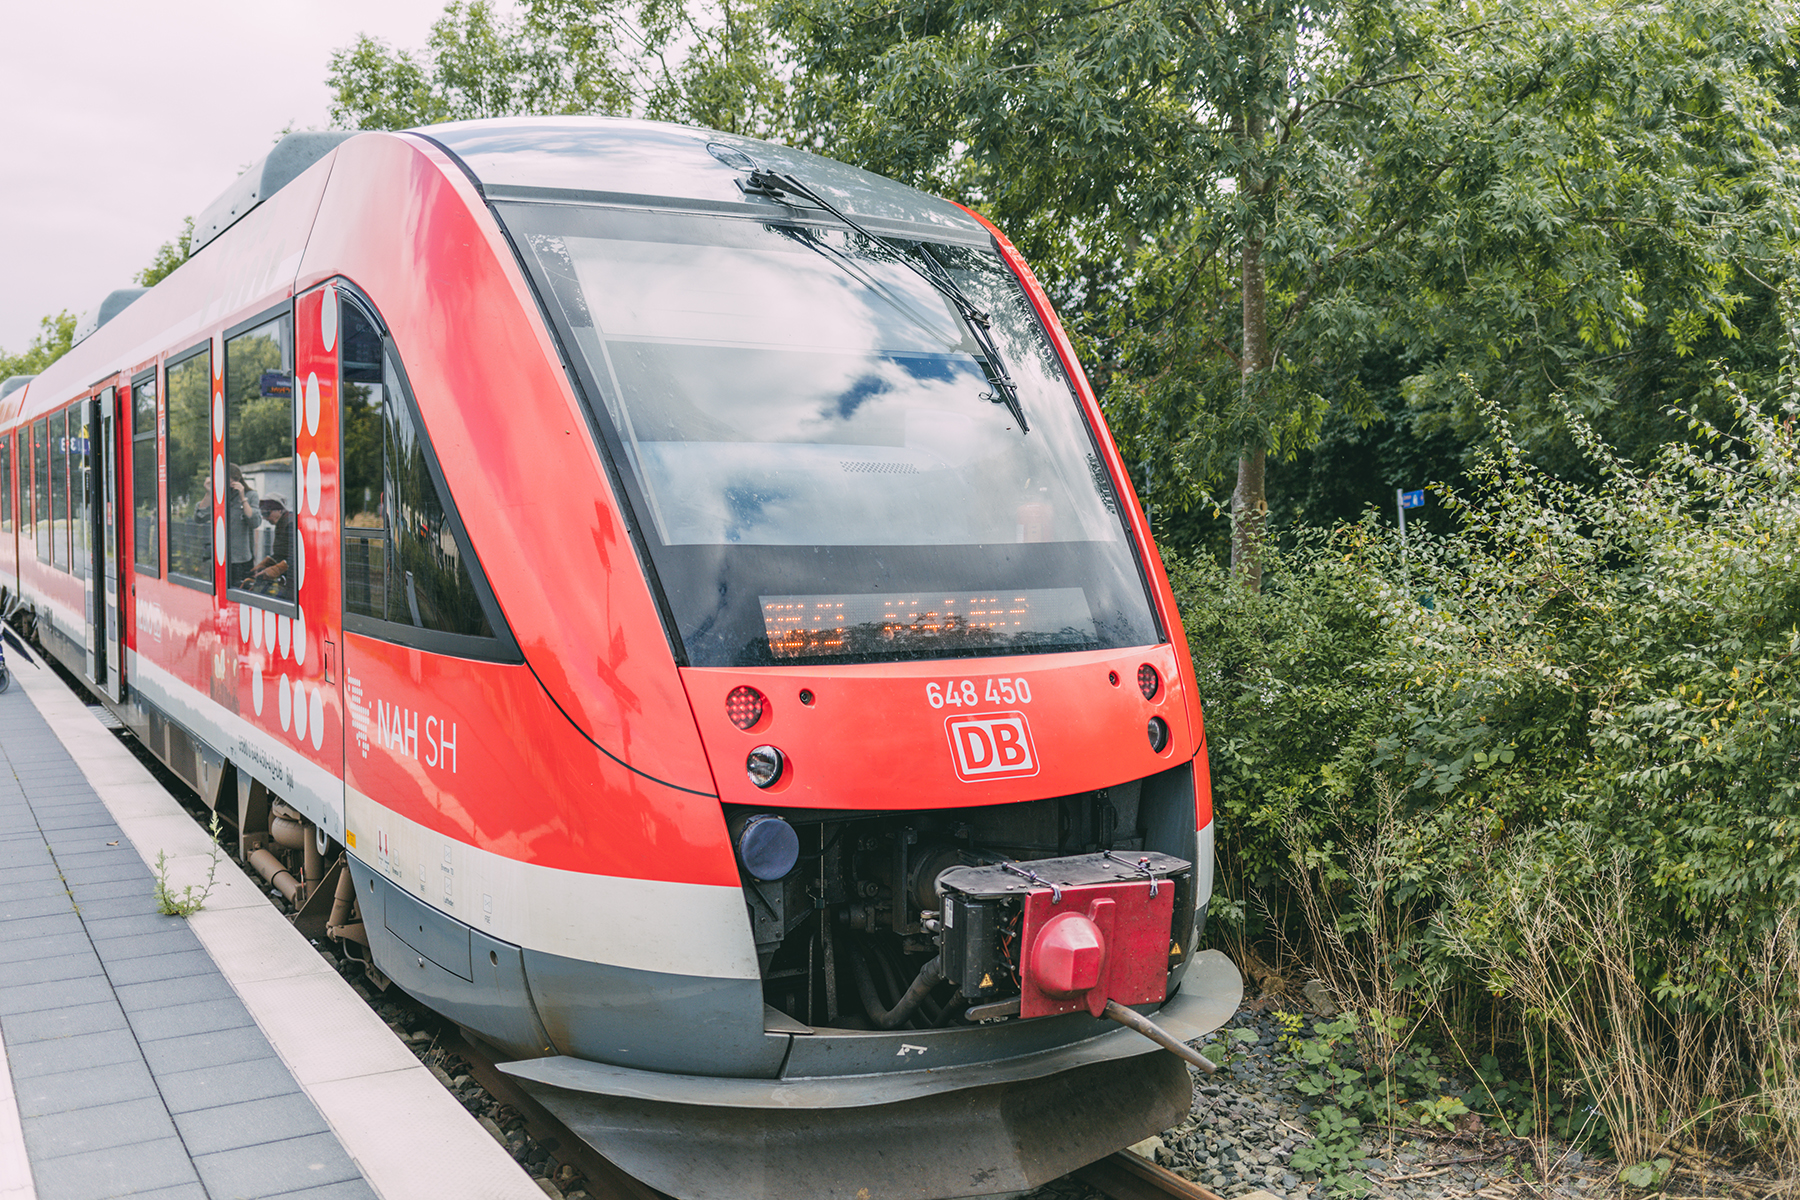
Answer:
[1399,489,1425,509]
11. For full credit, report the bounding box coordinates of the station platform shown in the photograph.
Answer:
[0,650,543,1200]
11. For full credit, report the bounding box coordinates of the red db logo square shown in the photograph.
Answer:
[946,711,1040,781]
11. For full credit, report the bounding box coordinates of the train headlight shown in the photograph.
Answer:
[735,813,799,880]
[746,744,785,789]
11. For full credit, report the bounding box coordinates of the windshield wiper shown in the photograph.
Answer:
[745,168,1029,434]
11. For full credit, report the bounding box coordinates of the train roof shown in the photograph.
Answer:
[418,116,989,241]
[1,118,992,428]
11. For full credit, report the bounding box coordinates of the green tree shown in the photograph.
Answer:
[0,311,77,381]
[329,0,792,137]
[136,217,194,288]
[772,0,1800,581]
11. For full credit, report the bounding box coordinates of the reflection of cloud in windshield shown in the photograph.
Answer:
[828,372,892,422]
[721,484,785,543]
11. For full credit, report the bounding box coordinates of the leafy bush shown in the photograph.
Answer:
[1178,345,1800,1177]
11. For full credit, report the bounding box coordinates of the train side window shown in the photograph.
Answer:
[224,311,296,605]
[69,405,88,580]
[165,344,213,589]
[50,409,68,572]
[33,418,49,563]
[0,434,11,534]
[132,371,160,575]
[340,301,386,620]
[337,292,513,657]
[380,355,494,638]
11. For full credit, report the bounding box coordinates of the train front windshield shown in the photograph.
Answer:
[505,203,1160,667]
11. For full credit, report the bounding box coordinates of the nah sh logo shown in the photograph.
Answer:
[946,711,1039,781]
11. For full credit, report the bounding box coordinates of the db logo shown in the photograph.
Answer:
[945,711,1039,782]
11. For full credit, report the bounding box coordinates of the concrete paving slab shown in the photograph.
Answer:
[2,1027,141,1081]
[193,1130,364,1198]
[0,973,117,1017]
[0,951,101,989]
[28,1136,198,1200]
[11,1058,159,1120]
[0,1000,130,1045]
[264,1182,379,1200]
[88,926,204,962]
[113,971,237,1014]
[231,973,420,1085]
[155,1057,299,1115]
[170,1091,331,1157]
[127,997,257,1043]
[0,931,90,968]
[0,895,78,923]
[21,1096,178,1162]
[101,950,217,987]
[139,1024,278,1077]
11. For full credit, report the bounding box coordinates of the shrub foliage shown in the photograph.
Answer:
[1180,343,1800,1171]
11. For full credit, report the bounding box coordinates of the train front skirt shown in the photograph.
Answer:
[498,950,1241,1200]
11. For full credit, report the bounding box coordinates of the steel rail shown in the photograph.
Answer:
[1076,1150,1230,1200]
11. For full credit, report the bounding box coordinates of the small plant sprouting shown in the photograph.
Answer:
[154,812,224,917]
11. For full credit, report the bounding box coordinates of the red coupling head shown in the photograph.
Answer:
[1026,898,1116,1016]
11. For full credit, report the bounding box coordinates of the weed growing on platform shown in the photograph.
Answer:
[154,812,223,917]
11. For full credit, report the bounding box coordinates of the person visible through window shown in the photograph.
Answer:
[244,496,293,599]
[226,463,259,586]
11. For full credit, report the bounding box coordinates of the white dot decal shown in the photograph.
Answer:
[295,528,305,590]
[278,615,291,659]
[305,373,320,437]
[310,688,325,751]
[278,675,292,731]
[306,452,321,515]
[213,392,223,433]
[238,603,250,643]
[252,666,264,715]
[322,287,338,351]
[214,518,225,565]
[294,608,307,666]
[263,608,276,650]
[251,608,262,648]
[213,453,224,503]
[293,683,308,742]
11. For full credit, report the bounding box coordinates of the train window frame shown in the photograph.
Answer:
[33,417,49,564]
[163,340,215,594]
[222,301,299,618]
[334,283,520,663]
[0,431,12,534]
[131,367,161,577]
[68,400,88,581]
[496,201,1166,668]
[49,407,69,573]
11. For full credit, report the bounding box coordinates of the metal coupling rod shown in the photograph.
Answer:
[1102,999,1219,1074]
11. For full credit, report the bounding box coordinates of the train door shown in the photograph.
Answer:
[290,283,346,836]
[78,387,114,689]
[90,387,124,699]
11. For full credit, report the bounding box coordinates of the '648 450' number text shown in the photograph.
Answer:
[926,678,1032,709]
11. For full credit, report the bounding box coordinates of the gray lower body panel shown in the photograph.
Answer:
[499,950,1241,1107]
[351,858,555,1059]
[519,1049,1196,1200]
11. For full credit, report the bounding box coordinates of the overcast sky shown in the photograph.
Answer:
[0,0,448,355]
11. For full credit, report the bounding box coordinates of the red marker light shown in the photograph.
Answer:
[1137,664,1160,701]
[726,686,765,730]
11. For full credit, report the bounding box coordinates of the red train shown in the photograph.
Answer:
[0,118,1240,1199]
